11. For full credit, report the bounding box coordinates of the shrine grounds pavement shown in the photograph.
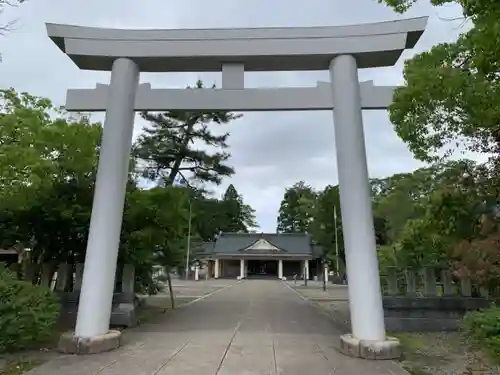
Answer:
[27,279,409,375]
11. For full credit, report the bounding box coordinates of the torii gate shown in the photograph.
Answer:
[47,17,427,359]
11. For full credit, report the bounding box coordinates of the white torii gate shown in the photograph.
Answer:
[47,16,427,358]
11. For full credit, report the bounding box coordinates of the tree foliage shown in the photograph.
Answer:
[276,181,317,233]
[0,88,258,296]
[274,158,500,286]
[276,181,391,270]
[378,0,500,162]
[0,88,102,264]
[0,266,60,353]
[219,184,258,233]
[371,160,476,242]
[308,185,344,266]
[375,157,500,286]
[121,186,192,294]
[133,80,241,186]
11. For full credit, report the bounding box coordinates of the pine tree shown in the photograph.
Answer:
[220,184,258,233]
[133,80,242,186]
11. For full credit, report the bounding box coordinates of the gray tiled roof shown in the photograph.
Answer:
[197,232,315,257]
[193,241,215,255]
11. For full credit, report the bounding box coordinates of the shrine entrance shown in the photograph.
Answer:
[47,16,428,359]
[247,259,278,278]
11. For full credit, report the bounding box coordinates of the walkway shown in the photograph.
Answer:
[28,280,407,375]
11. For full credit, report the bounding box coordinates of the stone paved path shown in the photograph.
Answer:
[28,280,408,375]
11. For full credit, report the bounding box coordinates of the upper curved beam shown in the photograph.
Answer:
[46,17,428,72]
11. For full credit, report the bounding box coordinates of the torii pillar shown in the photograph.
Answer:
[47,17,427,359]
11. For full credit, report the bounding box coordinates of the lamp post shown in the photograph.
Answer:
[185,199,192,280]
[322,255,327,292]
[334,205,340,276]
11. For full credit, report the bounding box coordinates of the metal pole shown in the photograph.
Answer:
[185,200,192,280]
[322,260,326,291]
[334,205,340,275]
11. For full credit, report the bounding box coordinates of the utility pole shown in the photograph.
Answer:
[334,205,340,276]
[185,200,192,280]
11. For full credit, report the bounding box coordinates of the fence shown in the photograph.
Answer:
[381,266,498,332]
[8,262,138,328]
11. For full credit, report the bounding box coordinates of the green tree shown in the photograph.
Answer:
[371,160,477,243]
[0,89,102,265]
[219,184,258,233]
[390,158,500,282]
[310,185,345,270]
[191,196,226,242]
[133,80,242,186]
[277,181,317,233]
[121,186,191,301]
[374,216,390,246]
[378,0,500,162]
[395,217,448,269]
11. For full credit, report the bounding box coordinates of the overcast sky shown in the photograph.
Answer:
[0,0,468,232]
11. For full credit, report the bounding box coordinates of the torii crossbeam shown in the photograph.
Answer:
[46,16,427,359]
[65,80,396,112]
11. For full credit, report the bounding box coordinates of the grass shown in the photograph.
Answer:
[136,305,169,324]
[401,365,433,375]
[0,359,45,375]
[392,333,435,375]
[394,332,428,351]
[392,332,499,375]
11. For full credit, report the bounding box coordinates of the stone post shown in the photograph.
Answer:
[278,259,283,280]
[405,270,417,296]
[423,267,437,296]
[74,263,84,292]
[40,263,54,288]
[460,277,472,297]
[386,267,399,296]
[214,259,219,279]
[121,264,135,295]
[240,259,245,279]
[55,263,70,292]
[441,269,455,296]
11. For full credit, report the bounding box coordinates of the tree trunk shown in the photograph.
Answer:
[165,267,175,309]
[165,119,198,185]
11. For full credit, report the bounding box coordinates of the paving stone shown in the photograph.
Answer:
[26,280,408,375]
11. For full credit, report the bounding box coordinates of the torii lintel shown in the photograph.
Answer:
[65,80,396,112]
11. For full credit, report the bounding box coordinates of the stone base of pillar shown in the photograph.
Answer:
[339,334,401,360]
[58,330,122,354]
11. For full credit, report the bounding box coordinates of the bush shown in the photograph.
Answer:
[0,266,60,353]
[461,306,500,362]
